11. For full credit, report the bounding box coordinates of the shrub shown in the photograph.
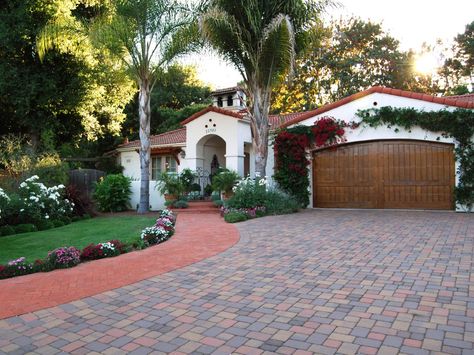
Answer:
[0,257,34,279]
[36,220,54,231]
[224,211,248,223]
[226,176,268,209]
[212,170,240,194]
[16,175,74,225]
[52,220,65,228]
[180,169,197,193]
[140,226,171,245]
[173,200,188,209]
[47,247,81,269]
[14,223,37,234]
[213,199,224,208]
[93,174,131,212]
[80,241,122,260]
[65,184,96,217]
[264,189,300,215]
[156,172,185,197]
[0,225,15,237]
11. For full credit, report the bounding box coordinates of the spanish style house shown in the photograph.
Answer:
[117,86,474,211]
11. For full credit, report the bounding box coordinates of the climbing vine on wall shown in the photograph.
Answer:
[273,117,357,207]
[357,107,474,211]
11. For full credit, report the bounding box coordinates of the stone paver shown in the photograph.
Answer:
[0,209,473,354]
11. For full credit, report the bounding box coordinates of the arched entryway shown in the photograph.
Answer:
[196,134,227,174]
[312,140,455,210]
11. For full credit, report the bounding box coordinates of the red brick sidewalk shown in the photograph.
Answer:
[0,213,239,319]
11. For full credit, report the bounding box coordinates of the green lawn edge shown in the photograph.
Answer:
[0,215,157,264]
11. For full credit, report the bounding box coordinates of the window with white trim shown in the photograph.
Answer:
[151,156,177,180]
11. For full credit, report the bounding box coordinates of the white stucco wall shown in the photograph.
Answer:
[184,111,251,175]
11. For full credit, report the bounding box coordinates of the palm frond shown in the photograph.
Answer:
[258,14,295,89]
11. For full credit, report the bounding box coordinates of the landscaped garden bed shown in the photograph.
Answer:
[0,209,176,280]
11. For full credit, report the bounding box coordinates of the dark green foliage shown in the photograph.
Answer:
[36,220,54,231]
[65,184,96,217]
[264,190,300,215]
[93,174,131,212]
[358,107,474,210]
[14,224,37,234]
[52,220,65,228]
[172,200,189,209]
[212,170,240,194]
[0,226,15,237]
[213,199,224,208]
[224,211,248,223]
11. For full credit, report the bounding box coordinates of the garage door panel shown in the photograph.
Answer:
[313,140,454,210]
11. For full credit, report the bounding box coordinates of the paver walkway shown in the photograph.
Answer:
[0,212,239,319]
[0,210,473,354]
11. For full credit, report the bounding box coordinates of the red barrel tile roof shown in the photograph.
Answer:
[118,128,186,149]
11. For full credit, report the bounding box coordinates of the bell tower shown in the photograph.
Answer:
[211,86,246,111]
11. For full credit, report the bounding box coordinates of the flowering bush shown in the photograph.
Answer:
[227,176,268,209]
[140,210,176,245]
[221,206,266,218]
[47,247,81,268]
[0,175,74,229]
[0,187,10,220]
[80,240,123,260]
[0,257,34,279]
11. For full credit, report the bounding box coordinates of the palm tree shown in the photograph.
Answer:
[200,0,329,177]
[38,0,200,213]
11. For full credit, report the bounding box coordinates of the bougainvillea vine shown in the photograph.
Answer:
[273,116,357,206]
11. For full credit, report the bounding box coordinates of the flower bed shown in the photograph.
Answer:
[0,209,176,280]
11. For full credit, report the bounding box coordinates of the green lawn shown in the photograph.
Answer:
[0,215,156,264]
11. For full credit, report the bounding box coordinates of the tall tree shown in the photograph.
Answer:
[200,0,330,177]
[0,0,133,149]
[39,0,199,213]
[272,18,438,113]
[440,21,474,95]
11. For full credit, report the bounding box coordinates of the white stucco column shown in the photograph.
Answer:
[225,154,245,176]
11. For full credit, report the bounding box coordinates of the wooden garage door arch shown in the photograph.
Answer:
[312,140,455,210]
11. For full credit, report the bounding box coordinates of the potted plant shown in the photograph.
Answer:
[212,170,240,200]
[156,172,184,202]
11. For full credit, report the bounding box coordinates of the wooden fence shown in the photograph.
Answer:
[68,169,105,197]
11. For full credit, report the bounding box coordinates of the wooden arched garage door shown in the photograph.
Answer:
[312,140,455,210]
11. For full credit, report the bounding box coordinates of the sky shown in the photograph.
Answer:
[180,0,474,89]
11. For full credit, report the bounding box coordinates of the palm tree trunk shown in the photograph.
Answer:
[250,84,270,178]
[138,78,151,214]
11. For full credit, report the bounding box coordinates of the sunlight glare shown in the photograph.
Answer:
[414,53,438,75]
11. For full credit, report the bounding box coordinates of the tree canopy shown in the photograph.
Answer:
[271,18,440,114]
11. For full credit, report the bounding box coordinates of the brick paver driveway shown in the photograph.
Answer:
[1,210,473,354]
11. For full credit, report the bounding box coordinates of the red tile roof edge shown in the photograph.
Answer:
[180,106,244,125]
[279,86,474,129]
[118,128,186,149]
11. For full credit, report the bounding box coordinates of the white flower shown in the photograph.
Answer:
[45,215,49,219]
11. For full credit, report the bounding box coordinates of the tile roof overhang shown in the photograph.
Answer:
[278,86,474,129]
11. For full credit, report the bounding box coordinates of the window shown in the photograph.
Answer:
[151,157,162,180]
[217,96,223,107]
[227,95,233,106]
[151,156,177,180]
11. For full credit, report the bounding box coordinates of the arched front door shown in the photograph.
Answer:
[312,140,455,210]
